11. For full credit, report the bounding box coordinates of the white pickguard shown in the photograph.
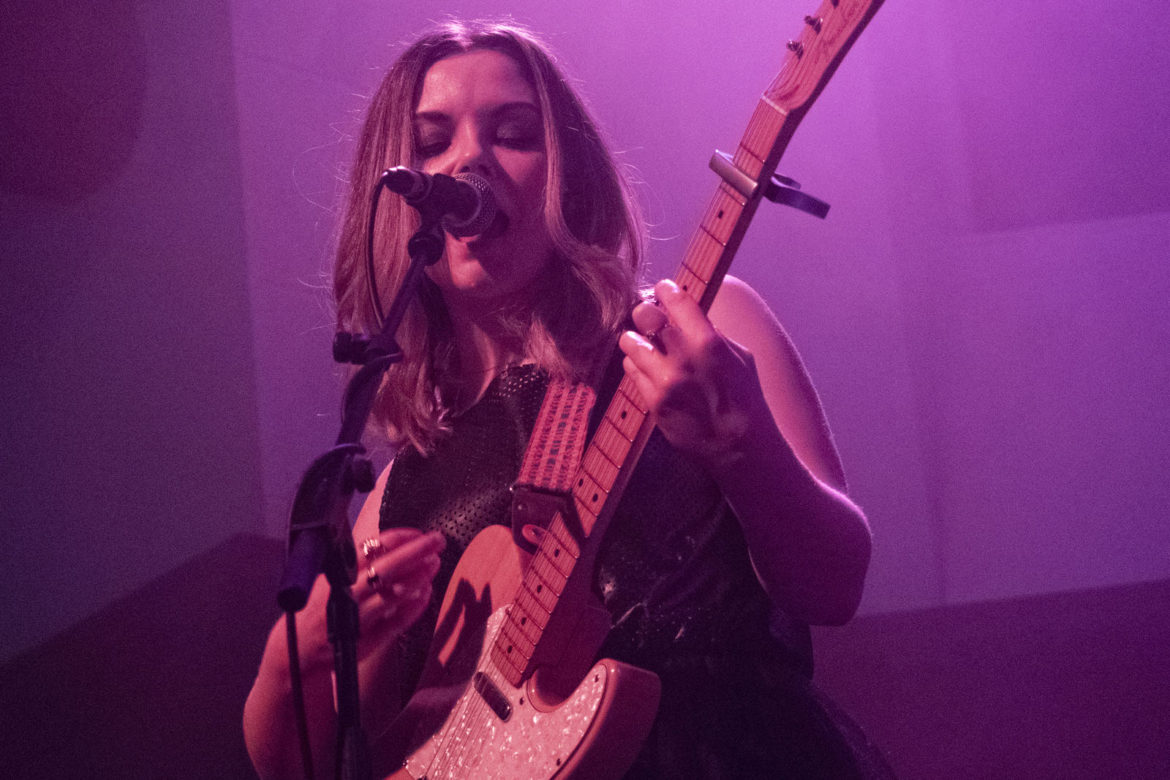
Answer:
[402,608,609,779]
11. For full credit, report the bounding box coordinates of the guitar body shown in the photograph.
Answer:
[377,525,661,780]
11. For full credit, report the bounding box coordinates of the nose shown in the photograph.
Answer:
[450,126,496,178]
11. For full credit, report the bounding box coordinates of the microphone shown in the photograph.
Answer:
[381,167,500,237]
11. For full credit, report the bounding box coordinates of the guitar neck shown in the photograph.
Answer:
[491,0,884,688]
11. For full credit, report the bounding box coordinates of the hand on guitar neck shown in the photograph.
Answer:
[621,275,871,626]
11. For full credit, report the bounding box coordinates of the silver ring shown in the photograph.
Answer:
[361,537,383,563]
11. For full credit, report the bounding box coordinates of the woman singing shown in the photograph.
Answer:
[245,19,888,779]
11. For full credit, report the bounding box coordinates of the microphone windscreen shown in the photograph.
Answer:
[443,173,497,237]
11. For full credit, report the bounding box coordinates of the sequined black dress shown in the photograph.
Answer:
[379,364,891,778]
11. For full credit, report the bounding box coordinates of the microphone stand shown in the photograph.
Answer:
[275,198,447,780]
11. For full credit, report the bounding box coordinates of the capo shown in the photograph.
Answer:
[708,149,830,219]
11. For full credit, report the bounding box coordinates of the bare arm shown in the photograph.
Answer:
[618,276,870,625]
[243,465,444,779]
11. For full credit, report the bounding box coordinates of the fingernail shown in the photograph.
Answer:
[657,279,680,297]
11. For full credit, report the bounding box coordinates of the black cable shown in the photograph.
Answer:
[365,173,390,329]
[286,611,316,780]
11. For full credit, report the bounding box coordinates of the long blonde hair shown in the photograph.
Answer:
[333,20,642,452]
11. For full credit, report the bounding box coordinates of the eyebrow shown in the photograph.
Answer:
[413,101,541,124]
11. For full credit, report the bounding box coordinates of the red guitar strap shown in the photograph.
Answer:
[510,376,596,549]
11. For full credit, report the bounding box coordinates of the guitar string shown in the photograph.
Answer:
[438,525,569,777]
[427,611,496,778]
[430,607,528,777]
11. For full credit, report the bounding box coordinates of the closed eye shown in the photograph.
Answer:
[415,136,450,159]
[413,102,542,160]
[493,105,543,151]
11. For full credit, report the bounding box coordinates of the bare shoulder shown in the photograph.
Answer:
[708,275,786,349]
[709,276,848,490]
[351,461,393,542]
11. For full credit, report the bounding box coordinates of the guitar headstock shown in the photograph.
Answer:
[766,0,884,113]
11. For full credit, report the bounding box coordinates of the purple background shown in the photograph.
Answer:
[2,0,1168,665]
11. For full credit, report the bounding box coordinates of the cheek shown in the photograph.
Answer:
[501,154,548,213]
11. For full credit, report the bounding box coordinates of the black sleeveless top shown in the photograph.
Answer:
[380,364,891,778]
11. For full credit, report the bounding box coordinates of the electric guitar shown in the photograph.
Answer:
[377,2,884,776]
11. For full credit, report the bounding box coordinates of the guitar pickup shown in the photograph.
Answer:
[473,671,513,721]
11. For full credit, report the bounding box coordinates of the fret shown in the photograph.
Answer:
[684,244,721,284]
[508,608,543,645]
[500,616,537,660]
[674,265,708,302]
[759,94,789,120]
[740,100,788,163]
[573,495,598,535]
[508,593,549,632]
[606,394,645,439]
[546,515,581,558]
[591,420,632,467]
[697,223,728,254]
[512,608,547,645]
[489,642,525,683]
[615,380,646,414]
[533,549,573,584]
[529,552,568,596]
[701,184,747,224]
[573,471,607,516]
[703,185,747,226]
[583,447,620,492]
[520,574,559,614]
[682,228,725,277]
[505,609,545,663]
[511,582,550,623]
[535,537,575,580]
[678,261,711,295]
[700,199,741,246]
[714,178,748,208]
